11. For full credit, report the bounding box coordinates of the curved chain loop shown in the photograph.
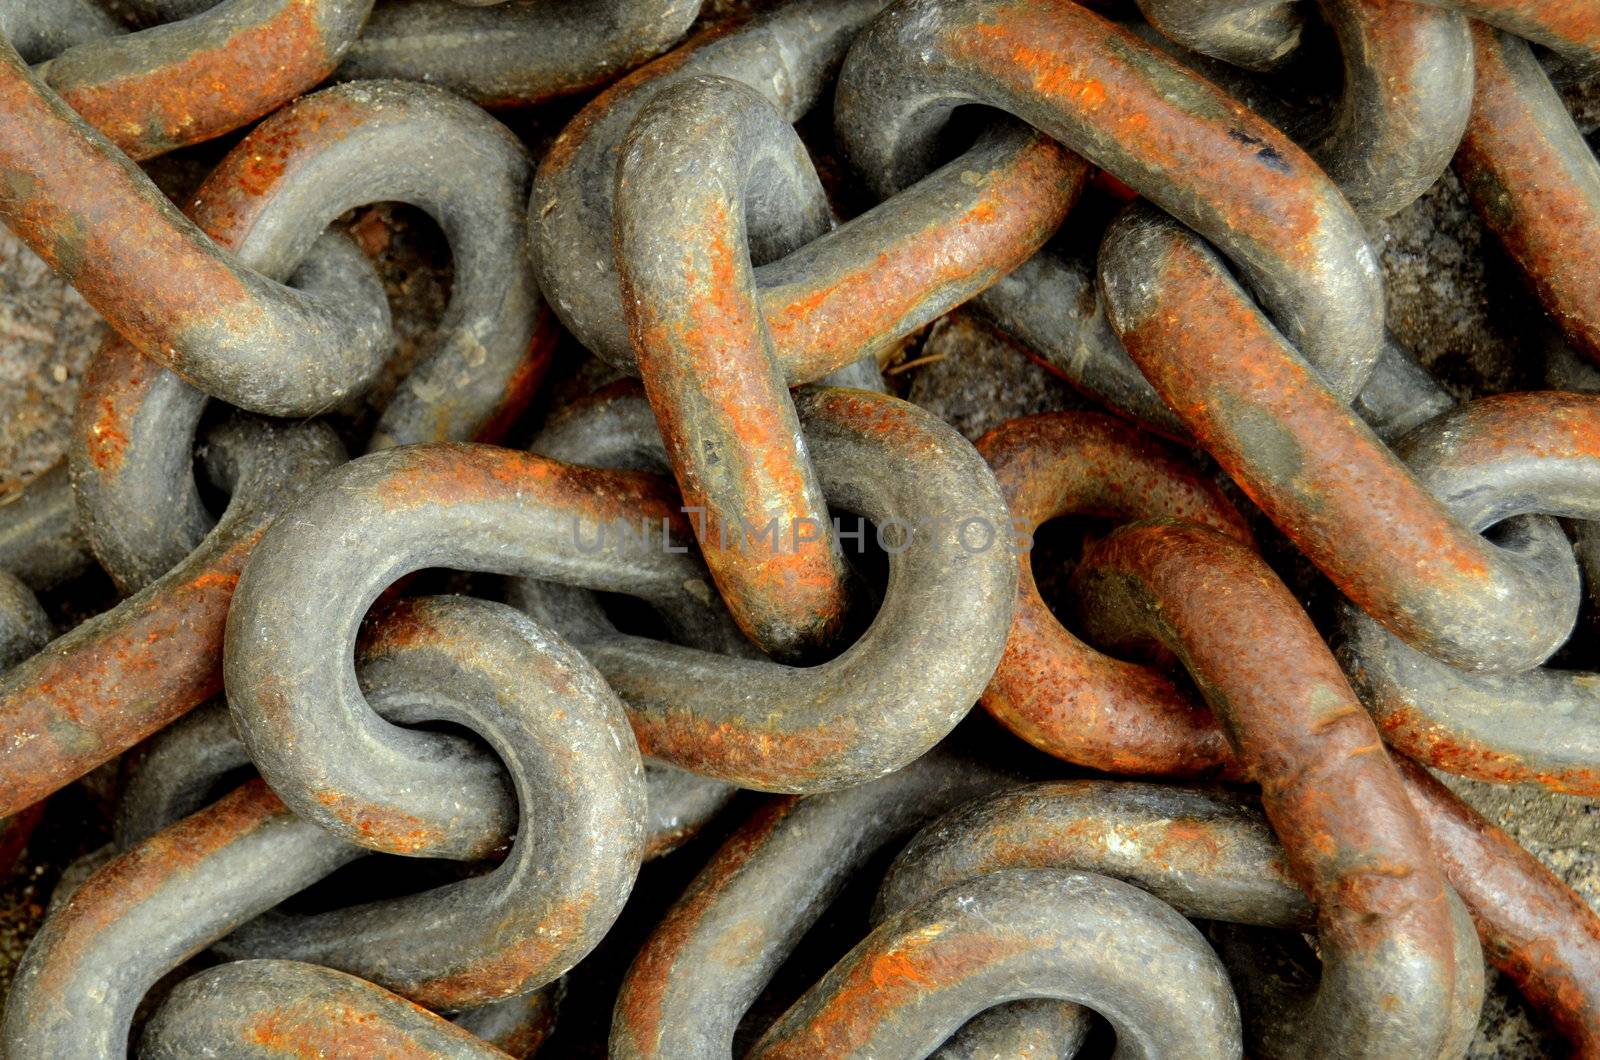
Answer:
[2,0,1599,1052]
[878,780,1482,1057]
[1100,203,1582,675]
[1340,392,1600,792]
[533,0,1081,378]
[610,751,1024,1058]
[617,75,853,658]
[69,79,547,592]
[0,417,346,818]
[836,0,1385,397]
[1071,520,1477,1056]
[975,411,1251,776]
[1136,0,1600,70]
[2,595,642,1054]
[227,387,1015,809]
[749,868,1242,1059]
[141,960,511,1059]
[1456,26,1600,367]
[0,42,393,416]
[975,408,1600,1053]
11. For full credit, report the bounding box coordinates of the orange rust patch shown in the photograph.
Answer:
[763,135,1081,380]
[614,799,798,1052]
[53,0,342,161]
[310,787,446,856]
[944,1,1326,257]
[28,781,290,1003]
[0,531,253,816]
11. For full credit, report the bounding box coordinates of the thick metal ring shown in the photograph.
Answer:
[1100,203,1582,675]
[0,417,346,819]
[835,0,1385,397]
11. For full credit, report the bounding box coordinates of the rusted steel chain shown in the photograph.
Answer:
[223,448,713,854]
[616,75,852,658]
[1340,392,1600,793]
[1100,203,1580,675]
[610,751,1040,1059]
[2,780,360,1059]
[450,986,563,1060]
[971,250,1192,439]
[6,0,374,160]
[105,705,565,1051]
[46,839,562,1058]
[1398,758,1600,1057]
[1290,0,1473,220]
[880,782,1311,928]
[0,417,345,819]
[1456,24,1600,368]
[0,42,396,417]
[337,0,700,107]
[514,381,748,854]
[141,960,512,1059]
[533,0,1083,380]
[974,411,1250,777]
[67,234,382,596]
[68,79,546,593]
[1416,0,1600,69]
[546,387,1013,789]
[836,0,1386,398]
[749,868,1241,1059]
[114,696,714,873]
[1133,0,1600,70]
[207,596,646,1010]
[974,251,1452,444]
[977,411,1600,1052]
[1070,520,1476,1057]
[3,595,643,1053]
[1139,0,1473,219]
[876,781,1482,1058]
[514,380,753,661]
[1,0,1597,1052]
[227,387,1015,800]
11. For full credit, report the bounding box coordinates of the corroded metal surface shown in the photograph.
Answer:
[836,0,1386,397]
[1101,204,1579,675]
[616,75,850,658]
[1071,520,1477,1056]
[68,79,545,592]
[141,960,512,1059]
[750,868,1242,1058]
[976,411,1249,777]
[1457,25,1600,366]
[0,39,393,416]
[9,0,373,159]
[0,0,1597,1053]
[0,417,345,818]
[227,387,1015,801]
[1341,392,1600,793]
[533,0,1083,380]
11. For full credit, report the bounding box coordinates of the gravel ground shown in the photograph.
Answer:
[0,3,1596,1056]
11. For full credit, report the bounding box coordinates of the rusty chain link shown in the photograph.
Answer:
[0,0,1598,1054]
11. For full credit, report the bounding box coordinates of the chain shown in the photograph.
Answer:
[0,0,1598,1055]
